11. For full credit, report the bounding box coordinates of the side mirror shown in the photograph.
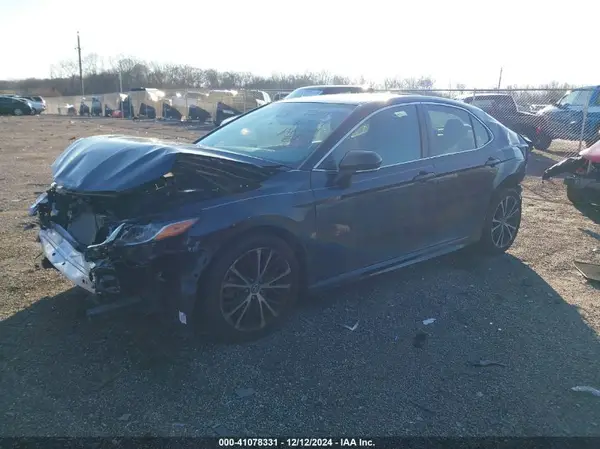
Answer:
[333,150,382,187]
[339,150,383,172]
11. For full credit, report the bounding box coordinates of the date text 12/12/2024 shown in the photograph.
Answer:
[218,438,375,447]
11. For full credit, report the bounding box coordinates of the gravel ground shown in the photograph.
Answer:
[0,115,599,437]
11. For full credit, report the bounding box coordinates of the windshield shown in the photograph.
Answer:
[557,89,593,108]
[197,101,356,166]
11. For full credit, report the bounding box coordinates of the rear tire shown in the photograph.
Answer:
[197,233,300,342]
[477,187,522,255]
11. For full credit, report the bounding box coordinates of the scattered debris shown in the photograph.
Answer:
[69,136,77,141]
[235,387,255,399]
[422,318,436,325]
[341,321,359,331]
[23,223,35,231]
[476,392,484,398]
[413,332,428,348]
[172,422,186,428]
[574,260,600,282]
[470,360,507,368]
[117,413,131,421]
[571,386,600,397]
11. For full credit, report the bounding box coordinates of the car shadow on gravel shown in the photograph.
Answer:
[1,251,599,436]
[527,150,564,178]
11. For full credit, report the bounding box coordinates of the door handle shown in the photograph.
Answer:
[485,157,501,167]
[413,171,436,182]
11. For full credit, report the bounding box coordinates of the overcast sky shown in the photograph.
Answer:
[2,0,598,88]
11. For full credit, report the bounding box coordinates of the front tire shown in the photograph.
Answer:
[13,108,23,116]
[477,187,522,255]
[198,233,300,342]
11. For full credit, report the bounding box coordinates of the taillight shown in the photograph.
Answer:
[536,126,542,135]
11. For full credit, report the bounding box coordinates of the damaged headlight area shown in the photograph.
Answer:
[115,219,198,246]
[28,191,49,216]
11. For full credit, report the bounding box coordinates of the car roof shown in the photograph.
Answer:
[292,85,367,90]
[282,92,472,108]
[571,85,600,91]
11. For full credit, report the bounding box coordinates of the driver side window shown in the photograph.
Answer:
[319,104,421,170]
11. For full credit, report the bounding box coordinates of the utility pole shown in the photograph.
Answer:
[497,67,503,90]
[76,31,84,97]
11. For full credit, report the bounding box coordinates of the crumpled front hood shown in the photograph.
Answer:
[52,135,278,193]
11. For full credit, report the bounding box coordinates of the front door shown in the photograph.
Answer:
[308,104,437,283]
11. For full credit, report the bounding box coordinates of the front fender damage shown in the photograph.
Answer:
[177,247,212,325]
[85,236,214,325]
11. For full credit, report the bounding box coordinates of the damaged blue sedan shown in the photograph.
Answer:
[30,93,530,341]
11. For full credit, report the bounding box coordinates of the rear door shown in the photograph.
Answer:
[310,104,437,282]
[419,103,500,245]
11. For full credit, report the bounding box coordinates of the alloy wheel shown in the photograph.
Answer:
[14,108,23,116]
[219,247,293,332]
[491,195,520,249]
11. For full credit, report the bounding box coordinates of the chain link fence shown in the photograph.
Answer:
[42,86,600,155]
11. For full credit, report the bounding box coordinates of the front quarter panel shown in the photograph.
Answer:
[173,169,314,320]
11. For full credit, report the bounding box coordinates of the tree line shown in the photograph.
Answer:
[0,54,575,104]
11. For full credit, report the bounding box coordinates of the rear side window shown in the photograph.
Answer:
[423,105,477,156]
[471,118,491,147]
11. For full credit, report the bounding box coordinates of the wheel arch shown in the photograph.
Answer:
[196,223,309,296]
[495,172,524,195]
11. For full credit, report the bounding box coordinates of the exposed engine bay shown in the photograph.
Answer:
[30,134,282,321]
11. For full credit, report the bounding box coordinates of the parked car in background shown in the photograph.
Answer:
[91,97,104,116]
[0,96,35,115]
[31,93,529,342]
[21,96,46,114]
[530,104,549,113]
[3,94,46,114]
[537,86,600,148]
[285,85,373,99]
[272,92,290,101]
[458,93,552,150]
